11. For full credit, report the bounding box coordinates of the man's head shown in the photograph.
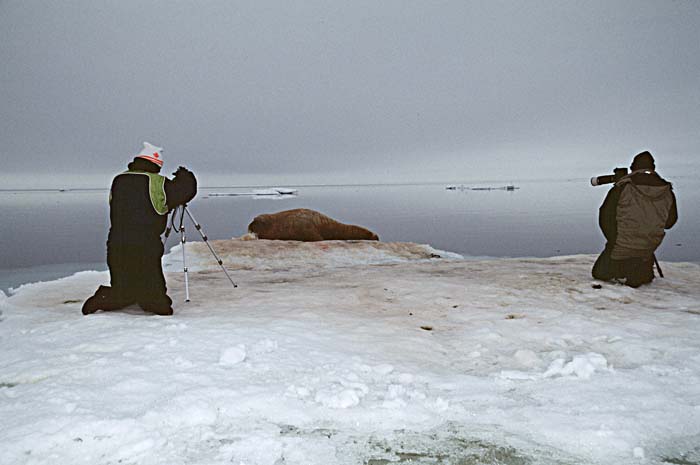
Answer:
[631,151,655,172]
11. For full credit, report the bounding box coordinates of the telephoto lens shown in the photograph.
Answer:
[591,167,628,186]
[591,174,615,186]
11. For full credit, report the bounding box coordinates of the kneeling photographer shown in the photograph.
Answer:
[82,142,197,315]
[592,151,678,287]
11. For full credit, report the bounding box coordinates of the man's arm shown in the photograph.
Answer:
[165,167,197,210]
[599,185,622,243]
[665,191,678,229]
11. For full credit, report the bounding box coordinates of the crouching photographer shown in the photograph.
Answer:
[592,151,678,287]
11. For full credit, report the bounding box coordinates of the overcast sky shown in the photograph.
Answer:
[1,0,699,187]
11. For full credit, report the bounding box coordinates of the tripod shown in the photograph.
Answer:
[165,204,237,302]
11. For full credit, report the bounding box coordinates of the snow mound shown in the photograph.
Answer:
[163,238,461,272]
[220,345,247,366]
[542,352,611,379]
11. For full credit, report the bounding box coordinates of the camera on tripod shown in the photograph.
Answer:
[590,167,628,186]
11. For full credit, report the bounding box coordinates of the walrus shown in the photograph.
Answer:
[248,208,379,241]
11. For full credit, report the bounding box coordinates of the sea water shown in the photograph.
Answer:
[1,177,697,292]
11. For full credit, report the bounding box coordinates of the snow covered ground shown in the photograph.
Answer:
[1,239,699,465]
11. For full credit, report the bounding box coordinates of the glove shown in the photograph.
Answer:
[172,166,193,177]
[172,166,197,191]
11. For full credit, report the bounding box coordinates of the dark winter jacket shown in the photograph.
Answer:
[599,170,677,259]
[107,159,197,249]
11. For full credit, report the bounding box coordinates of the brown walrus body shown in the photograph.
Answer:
[248,208,379,241]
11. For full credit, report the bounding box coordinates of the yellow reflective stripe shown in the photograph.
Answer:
[147,173,168,215]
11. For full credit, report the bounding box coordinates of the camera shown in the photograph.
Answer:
[590,167,628,186]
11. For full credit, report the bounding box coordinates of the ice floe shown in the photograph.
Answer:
[1,240,699,465]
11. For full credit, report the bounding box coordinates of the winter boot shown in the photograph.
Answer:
[81,285,133,315]
[624,256,655,288]
[81,285,111,315]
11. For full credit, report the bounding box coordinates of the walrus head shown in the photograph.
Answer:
[248,215,271,235]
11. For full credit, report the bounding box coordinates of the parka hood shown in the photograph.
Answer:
[127,157,161,174]
[617,170,672,200]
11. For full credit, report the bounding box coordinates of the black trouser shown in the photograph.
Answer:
[96,241,172,312]
[592,244,655,288]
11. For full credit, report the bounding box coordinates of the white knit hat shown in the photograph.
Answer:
[135,142,164,167]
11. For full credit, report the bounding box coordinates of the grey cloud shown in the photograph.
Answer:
[1,1,699,183]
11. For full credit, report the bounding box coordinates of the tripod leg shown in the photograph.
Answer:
[180,219,191,302]
[653,254,664,278]
[183,206,238,288]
